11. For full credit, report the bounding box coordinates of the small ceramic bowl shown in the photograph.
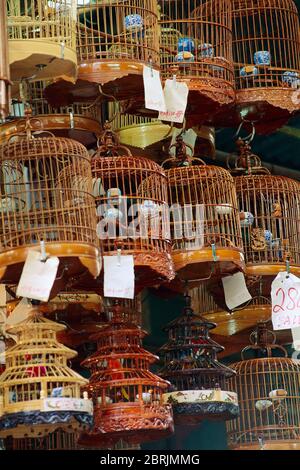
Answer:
[282,70,299,86]
[240,65,259,78]
[264,229,273,244]
[254,51,271,66]
[124,14,143,31]
[175,51,195,65]
[178,37,195,53]
[199,43,214,58]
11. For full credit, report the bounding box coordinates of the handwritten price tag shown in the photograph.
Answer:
[159,79,189,123]
[271,272,300,330]
[104,255,134,299]
[222,272,252,311]
[143,65,166,112]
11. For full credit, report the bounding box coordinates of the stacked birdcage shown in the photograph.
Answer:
[160,293,239,425]
[232,0,300,133]
[7,0,77,83]
[0,111,101,289]
[163,134,244,287]
[158,0,235,126]
[92,124,174,289]
[78,301,174,447]
[0,308,93,440]
[227,322,300,450]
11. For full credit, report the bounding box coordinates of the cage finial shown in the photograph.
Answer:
[241,322,287,360]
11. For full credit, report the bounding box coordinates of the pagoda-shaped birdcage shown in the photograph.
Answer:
[0,308,93,440]
[78,301,174,447]
[163,134,244,287]
[227,322,300,450]
[0,110,101,289]
[7,0,77,83]
[158,0,235,127]
[92,124,175,289]
[231,0,300,133]
[160,293,239,425]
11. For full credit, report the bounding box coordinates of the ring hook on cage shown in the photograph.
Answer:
[234,118,256,145]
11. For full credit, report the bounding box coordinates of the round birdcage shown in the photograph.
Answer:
[163,135,244,285]
[0,1,11,120]
[78,302,174,447]
[158,0,235,126]
[75,0,159,101]
[227,322,300,450]
[0,308,93,439]
[4,429,79,450]
[231,0,300,133]
[92,124,175,289]
[160,293,239,425]
[0,112,101,289]
[229,137,300,278]
[7,0,77,83]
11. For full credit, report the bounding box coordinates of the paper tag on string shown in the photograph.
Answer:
[104,255,134,299]
[222,272,252,310]
[16,251,59,302]
[143,65,166,112]
[271,271,300,331]
[159,79,189,123]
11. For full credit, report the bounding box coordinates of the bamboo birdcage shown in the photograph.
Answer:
[229,138,300,278]
[227,322,300,450]
[160,293,239,425]
[158,0,235,127]
[163,135,244,286]
[0,308,93,439]
[75,0,159,101]
[7,0,77,83]
[0,111,101,289]
[92,124,175,289]
[231,0,300,133]
[0,0,11,120]
[78,301,174,447]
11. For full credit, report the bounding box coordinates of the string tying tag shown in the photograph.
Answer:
[117,249,122,267]
[40,240,47,262]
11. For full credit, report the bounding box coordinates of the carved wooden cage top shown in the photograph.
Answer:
[77,0,160,67]
[158,0,234,87]
[232,0,300,95]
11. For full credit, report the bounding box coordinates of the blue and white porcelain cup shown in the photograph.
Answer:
[124,14,143,31]
[240,211,254,227]
[175,51,195,65]
[240,65,259,78]
[199,43,214,58]
[254,51,271,66]
[178,37,195,53]
[282,71,299,86]
[264,230,273,244]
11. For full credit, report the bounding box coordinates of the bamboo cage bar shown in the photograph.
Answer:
[4,429,79,450]
[0,0,11,120]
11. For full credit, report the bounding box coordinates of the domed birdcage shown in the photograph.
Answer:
[0,1,11,120]
[7,0,77,83]
[0,308,93,440]
[163,134,244,287]
[78,302,174,447]
[0,111,101,290]
[92,124,175,289]
[158,0,235,127]
[160,293,239,425]
[228,133,300,279]
[231,0,300,134]
[227,322,300,450]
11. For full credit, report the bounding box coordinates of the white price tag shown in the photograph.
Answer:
[104,255,134,299]
[271,272,300,331]
[6,297,32,326]
[222,272,252,311]
[16,251,59,302]
[143,65,166,112]
[159,79,189,123]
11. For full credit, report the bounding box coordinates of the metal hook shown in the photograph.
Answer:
[234,119,256,144]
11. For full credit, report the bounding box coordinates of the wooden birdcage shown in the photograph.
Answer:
[158,0,235,126]
[75,0,159,101]
[7,0,77,83]
[78,302,174,447]
[92,124,175,289]
[4,428,79,450]
[0,111,101,290]
[231,0,300,133]
[0,308,93,439]
[160,293,239,425]
[229,137,300,278]
[0,0,11,120]
[163,135,244,286]
[227,322,300,450]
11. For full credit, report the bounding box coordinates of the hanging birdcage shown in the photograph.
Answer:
[160,293,239,425]
[0,308,93,440]
[158,0,235,126]
[78,302,174,447]
[7,0,77,83]
[4,428,79,450]
[0,1,11,120]
[227,322,300,450]
[231,0,300,133]
[228,136,300,278]
[92,124,175,289]
[163,135,244,286]
[0,111,101,289]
